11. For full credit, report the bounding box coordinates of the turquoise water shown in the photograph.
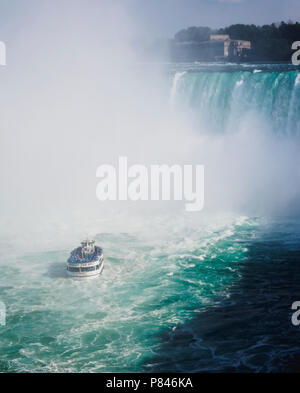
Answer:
[169,64,300,135]
[0,214,258,372]
[1,63,300,372]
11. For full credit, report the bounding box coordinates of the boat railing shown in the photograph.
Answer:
[68,248,103,264]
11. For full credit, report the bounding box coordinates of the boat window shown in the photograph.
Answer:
[81,266,96,272]
[68,266,80,272]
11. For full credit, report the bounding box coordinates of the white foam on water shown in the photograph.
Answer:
[0,212,258,372]
[169,71,187,106]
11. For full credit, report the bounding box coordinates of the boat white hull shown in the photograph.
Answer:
[67,257,104,278]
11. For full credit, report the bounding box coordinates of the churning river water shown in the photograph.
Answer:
[1,63,300,372]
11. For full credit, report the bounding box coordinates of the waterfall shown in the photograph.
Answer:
[170,69,300,135]
[169,71,186,106]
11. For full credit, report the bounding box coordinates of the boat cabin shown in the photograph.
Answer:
[81,239,95,256]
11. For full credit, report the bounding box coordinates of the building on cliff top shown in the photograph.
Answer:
[172,34,251,62]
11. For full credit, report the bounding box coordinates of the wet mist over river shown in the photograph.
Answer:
[0,1,300,372]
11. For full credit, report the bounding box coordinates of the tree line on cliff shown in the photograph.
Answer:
[139,21,300,62]
[174,22,300,61]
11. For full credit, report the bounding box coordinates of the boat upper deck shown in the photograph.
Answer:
[68,246,103,264]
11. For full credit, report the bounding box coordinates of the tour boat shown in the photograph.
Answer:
[67,239,104,278]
